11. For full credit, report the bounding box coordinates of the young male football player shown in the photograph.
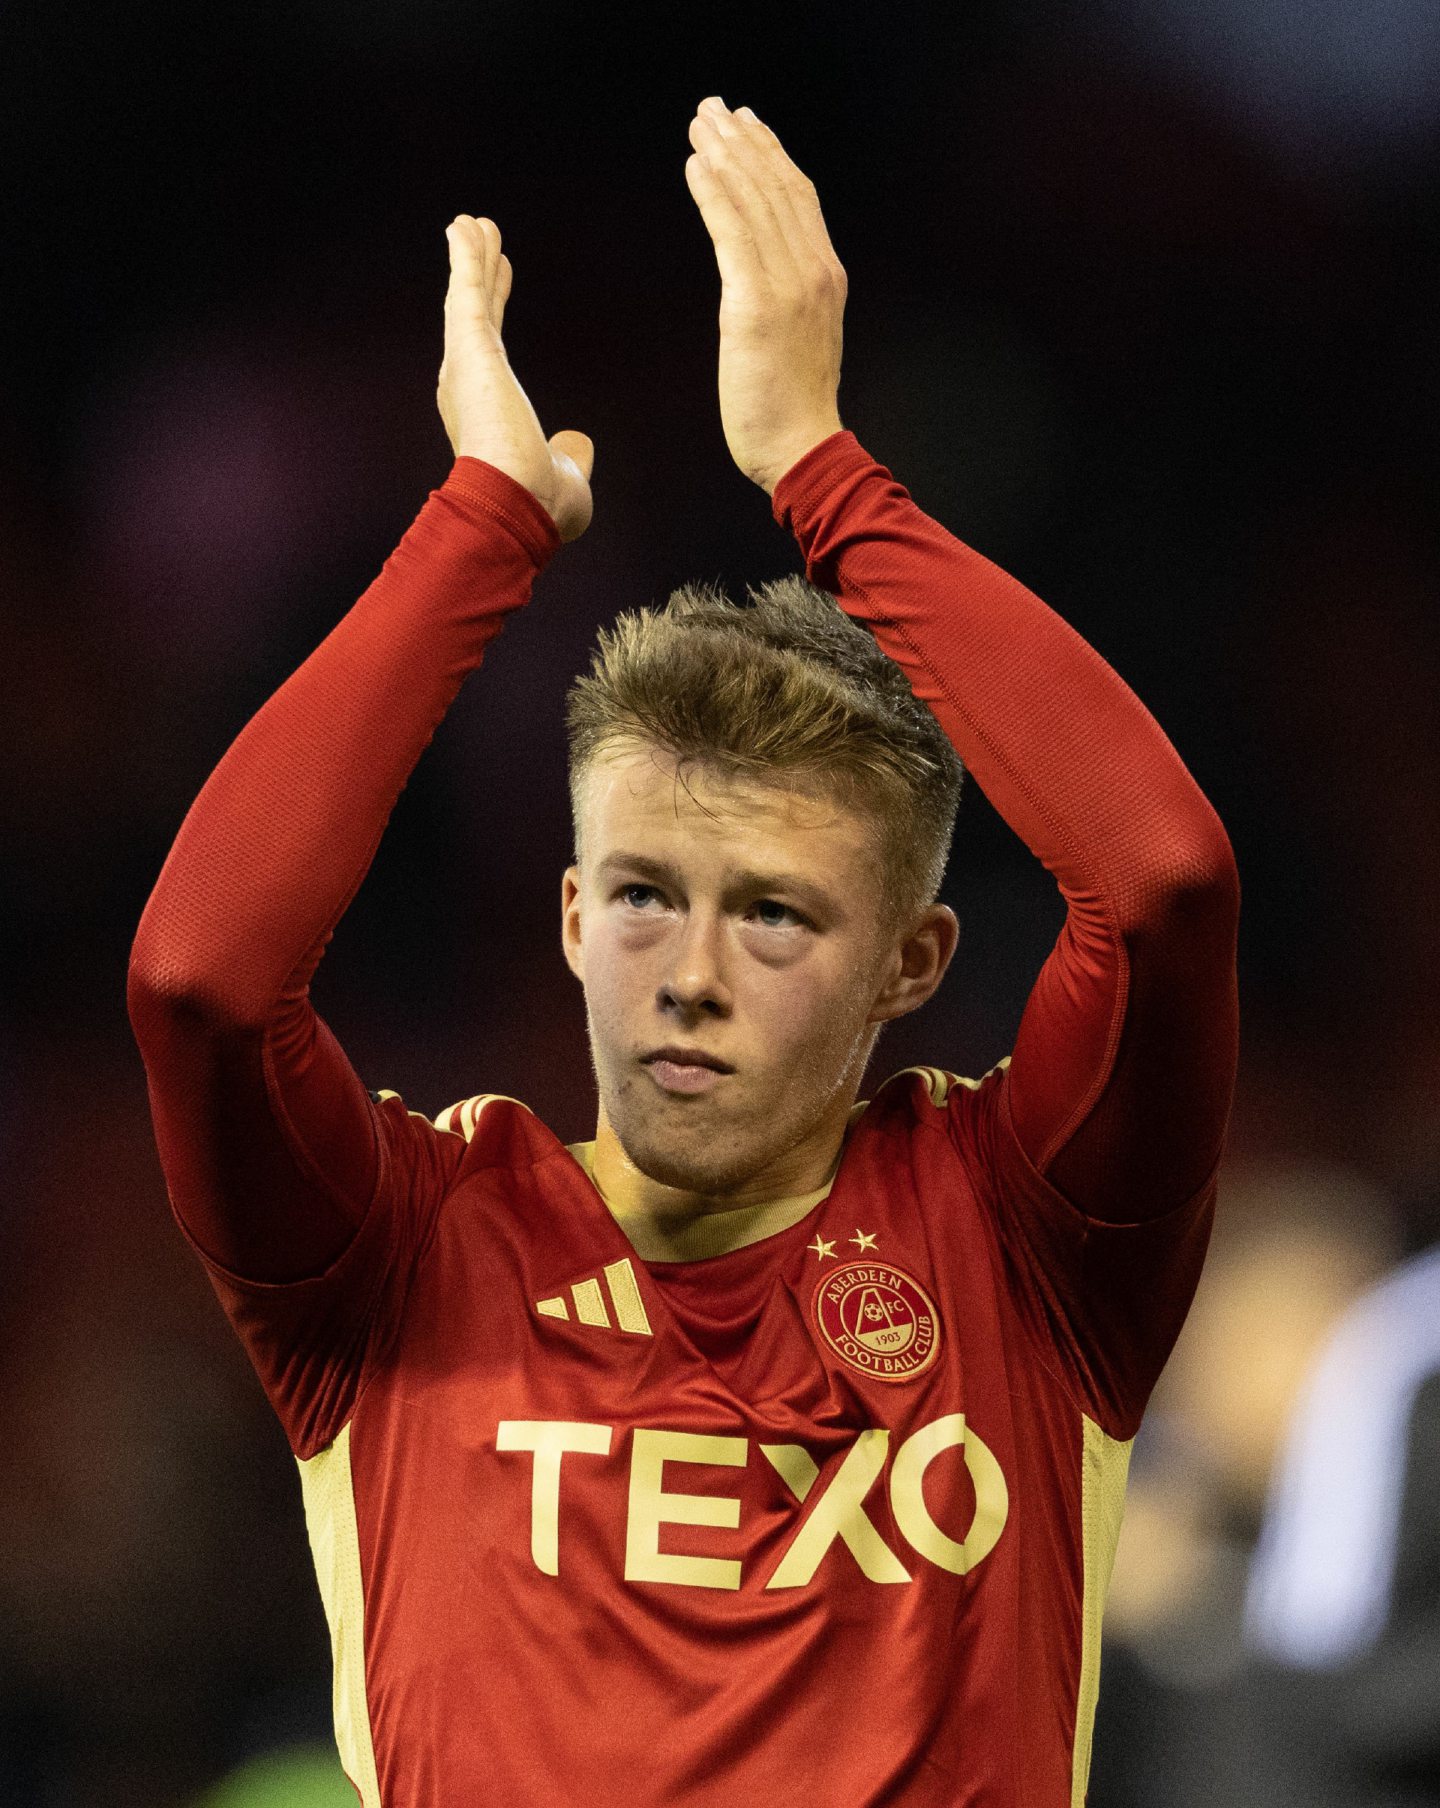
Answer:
[127,96,1240,1806]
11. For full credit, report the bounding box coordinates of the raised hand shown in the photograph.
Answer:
[685,98,847,495]
[437,215,595,543]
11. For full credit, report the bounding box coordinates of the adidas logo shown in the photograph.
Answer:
[535,1258,653,1337]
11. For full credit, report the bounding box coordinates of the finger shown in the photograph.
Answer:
[445,216,487,293]
[696,105,811,271]
[689,112,800,287]
[689,110,798,284]
[730,107,842,273]
[478,217,502,289]
[684,150,769,294]
[445,216,492,319]
[446,216,509,336]
[551,428,594,483]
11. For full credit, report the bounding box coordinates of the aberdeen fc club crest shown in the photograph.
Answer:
[812,1259,942,1383]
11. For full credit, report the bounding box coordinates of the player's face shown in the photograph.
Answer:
[561,741,904,1200]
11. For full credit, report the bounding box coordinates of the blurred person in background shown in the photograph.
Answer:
[1236,1227,1440,1807]
[125,97,1240,1805]
[1088,1159,1399,1806]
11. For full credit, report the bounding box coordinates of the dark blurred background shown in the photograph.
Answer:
[3,2,1438,1803]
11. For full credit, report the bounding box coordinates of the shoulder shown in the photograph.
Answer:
[369,1086,553,1168]
[864,1059,1011,1142]
[877,1058,1011,1109]
[425,1089,535,1141]
[851,1059,1013,1184]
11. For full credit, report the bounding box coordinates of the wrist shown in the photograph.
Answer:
[756,420,846,496]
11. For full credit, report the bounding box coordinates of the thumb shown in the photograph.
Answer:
[550,429,594,482]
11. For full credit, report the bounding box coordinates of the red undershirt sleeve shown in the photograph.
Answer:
[126,457,562,1454]
[772,431,1241,1430]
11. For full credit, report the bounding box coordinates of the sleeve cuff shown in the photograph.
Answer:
[438,456,564,568]
[769,429,877,534]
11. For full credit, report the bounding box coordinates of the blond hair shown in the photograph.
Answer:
[565,574,964,934]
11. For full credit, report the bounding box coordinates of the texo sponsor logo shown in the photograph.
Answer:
[495,1412,1008,1590]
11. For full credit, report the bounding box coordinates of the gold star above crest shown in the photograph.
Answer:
[850,1229,878,1252]
[808,1235,837,1261]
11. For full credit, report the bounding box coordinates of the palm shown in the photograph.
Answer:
[439,216,594,542]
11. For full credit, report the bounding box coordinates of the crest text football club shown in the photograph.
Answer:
[812,1259,942,1382]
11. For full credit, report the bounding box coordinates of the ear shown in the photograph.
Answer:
[866,903,960,1026]
[561,864,585,983]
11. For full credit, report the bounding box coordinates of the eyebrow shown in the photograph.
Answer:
[595,852,838,916]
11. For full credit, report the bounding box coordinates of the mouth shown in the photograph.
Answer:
[641,1047,735,1096]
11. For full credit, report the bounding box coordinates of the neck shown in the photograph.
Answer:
[590,1087,861,1223]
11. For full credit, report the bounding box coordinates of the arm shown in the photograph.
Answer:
[126,214,593,1444]
[686,97,1239,1227]
[770,429,1239,1219]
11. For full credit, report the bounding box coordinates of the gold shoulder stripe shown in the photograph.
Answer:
[373,1087,439,1126]
[432,1091,534,1142]
[940,1054,1013,1096]
[885,1056,1013,1109]
[886,1064,953,1106]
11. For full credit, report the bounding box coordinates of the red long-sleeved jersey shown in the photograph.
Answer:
[127,430,1239,1806]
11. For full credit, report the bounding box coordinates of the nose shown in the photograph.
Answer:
[657,907,732,1019]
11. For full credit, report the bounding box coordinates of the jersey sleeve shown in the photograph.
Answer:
[946,1060,1216,1437]
[772,431,1240,1434]
[126,458,562,1457]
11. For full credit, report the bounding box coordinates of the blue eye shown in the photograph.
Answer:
[616,885,804,928]
[751,899,801,927]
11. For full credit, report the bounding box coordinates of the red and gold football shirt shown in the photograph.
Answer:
[191,1056,1211,1806]
[128,431,1239,1805]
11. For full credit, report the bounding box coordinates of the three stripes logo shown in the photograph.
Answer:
[535,1258,653,1338]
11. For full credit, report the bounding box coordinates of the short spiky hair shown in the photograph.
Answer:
[564,574,964,933]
